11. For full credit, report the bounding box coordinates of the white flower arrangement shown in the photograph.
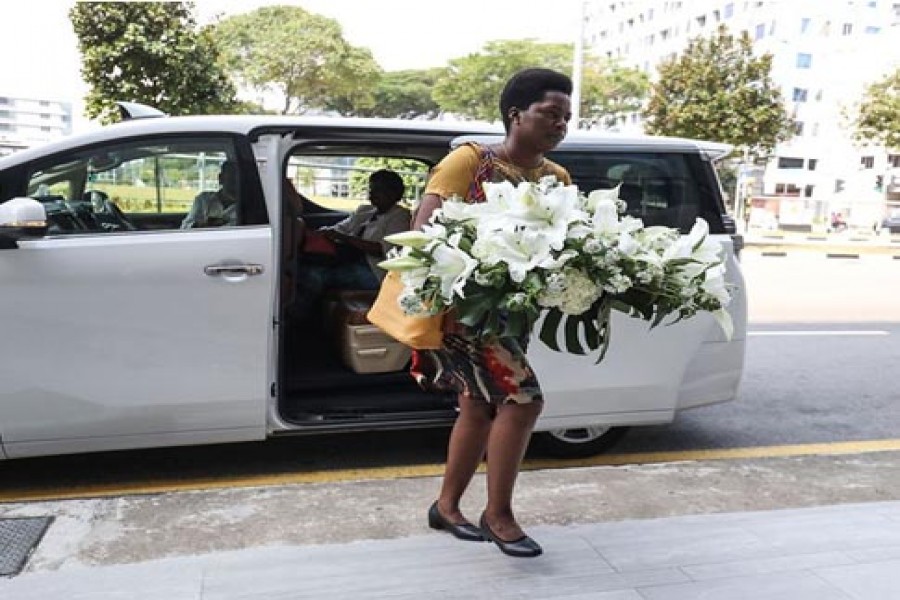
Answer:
[379,176,733,361]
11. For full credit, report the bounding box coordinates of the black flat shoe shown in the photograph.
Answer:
[479,513,543,558]
[427,501,485,542]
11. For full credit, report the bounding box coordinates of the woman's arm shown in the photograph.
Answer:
[412,193,443,230]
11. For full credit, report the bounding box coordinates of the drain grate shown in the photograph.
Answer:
[0,517,53,577]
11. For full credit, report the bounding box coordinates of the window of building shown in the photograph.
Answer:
[0,124,12,131]
[769,20,776,34]
[40,113,51,120]
[713,9,721,21]
[865,25,881,33]
[661,28,670,40]
[0,110,10,118]
[648,8,654,19]
[804,185,815,197]
[0,97,9,105]
[755,22,766,39]
[868,1,877,6]
[812,123,820,137]
[696,14,707,27]
[889,154,900,168]
[792,88,808,102]
[800,17,811,33]
[796,53,813,68]
[815,89,824,101]
[842,23,853,35]
[40,126,52,132]
[724,3,734,18]
[778,157,805,169]
[795,122,805,136]
[775,183,802,196]
[808,159,818,171]
[860,156,875,169]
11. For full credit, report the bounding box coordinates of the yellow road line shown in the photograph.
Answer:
[3,438,900,503]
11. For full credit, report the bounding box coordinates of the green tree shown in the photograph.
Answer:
[433,40,572,121]
[349,158,429,202]
[851,67,900,149]
[641,25,792,159]
[580,57,650,129]
[361,69,445,119]
[70,2,241,124]
[212,5,381,115]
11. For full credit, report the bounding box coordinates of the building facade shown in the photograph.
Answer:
[584,0,900,228]
[0,95,73,157]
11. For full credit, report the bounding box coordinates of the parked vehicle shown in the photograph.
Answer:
[0,109,747,460]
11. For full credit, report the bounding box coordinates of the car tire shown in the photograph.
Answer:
[534,426,629,458]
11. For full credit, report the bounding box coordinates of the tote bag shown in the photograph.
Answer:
[366,271,444,350]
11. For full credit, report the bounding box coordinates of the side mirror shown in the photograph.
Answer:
[0,197,48,247]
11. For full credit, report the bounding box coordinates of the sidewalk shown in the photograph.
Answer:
[3,450,900,598]
[3,500,900,599]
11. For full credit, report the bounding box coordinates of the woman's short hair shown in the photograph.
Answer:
[499,68,573,132]
[370,169,405,200]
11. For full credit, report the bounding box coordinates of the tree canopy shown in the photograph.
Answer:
[432,40,572,122]
[212,5,381,115]
[70,1,241,124]
[361,69,445,120]
[579,57,650,129]
[851,67,900,150]
[641,25,793,159]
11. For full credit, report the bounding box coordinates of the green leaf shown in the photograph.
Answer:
[564,314,586,355]
[539,309,564,352]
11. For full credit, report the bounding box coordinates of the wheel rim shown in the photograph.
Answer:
[546,426,613,445]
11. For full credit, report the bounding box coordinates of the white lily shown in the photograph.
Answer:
[590,196,622,238]
[701,264,732,306]
[430,242,478,300]
[383,230,432,249]
[377,254,426,271]
[584,185,622,213]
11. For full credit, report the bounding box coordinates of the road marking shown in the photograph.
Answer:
[3,439,900,503]
[749,330,889,336]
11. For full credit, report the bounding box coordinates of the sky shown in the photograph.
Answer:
[0,0,580,129]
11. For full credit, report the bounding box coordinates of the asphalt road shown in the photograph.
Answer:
[1,251,898,499]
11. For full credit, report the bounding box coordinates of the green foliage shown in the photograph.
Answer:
[432,40,572,121]
[852,67,900,149]
[70,2,241,124]
[362,69,445,119]
[212,5,381,115]
[641,25,793,159]
[348,158,429,201]
[580,58,650,129]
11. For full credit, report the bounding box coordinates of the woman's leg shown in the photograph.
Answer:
[482,400,543,540]
[437,392,494,524]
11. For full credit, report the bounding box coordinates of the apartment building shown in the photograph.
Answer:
[584,0,900,227]
[0,95,73,156]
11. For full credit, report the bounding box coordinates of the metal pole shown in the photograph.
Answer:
[571,0,585,129]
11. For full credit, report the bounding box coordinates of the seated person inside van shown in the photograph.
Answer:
[181,160,238,228]
[292,169,411,319]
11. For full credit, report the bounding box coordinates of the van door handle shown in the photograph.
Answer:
[204,263,265,277]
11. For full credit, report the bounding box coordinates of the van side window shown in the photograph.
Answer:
[550,151,722,233]
[25,137,266,234]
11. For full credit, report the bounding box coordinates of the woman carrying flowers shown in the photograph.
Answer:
[414,68,573,558]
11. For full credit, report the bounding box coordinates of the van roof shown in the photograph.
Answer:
[0,114,733,168]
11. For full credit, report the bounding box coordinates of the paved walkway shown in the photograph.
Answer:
[2,500,900,599]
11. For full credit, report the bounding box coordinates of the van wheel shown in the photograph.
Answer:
[535,426,628,458]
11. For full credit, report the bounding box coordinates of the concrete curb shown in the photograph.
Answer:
[744,238,900,258]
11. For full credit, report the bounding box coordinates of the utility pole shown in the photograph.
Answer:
[571,0,585,129]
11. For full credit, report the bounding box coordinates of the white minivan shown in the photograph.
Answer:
[0,112,747,460]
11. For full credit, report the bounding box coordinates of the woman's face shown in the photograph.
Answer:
[514,90,572,151]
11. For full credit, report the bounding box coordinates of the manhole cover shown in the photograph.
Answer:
[0,517,53,577]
